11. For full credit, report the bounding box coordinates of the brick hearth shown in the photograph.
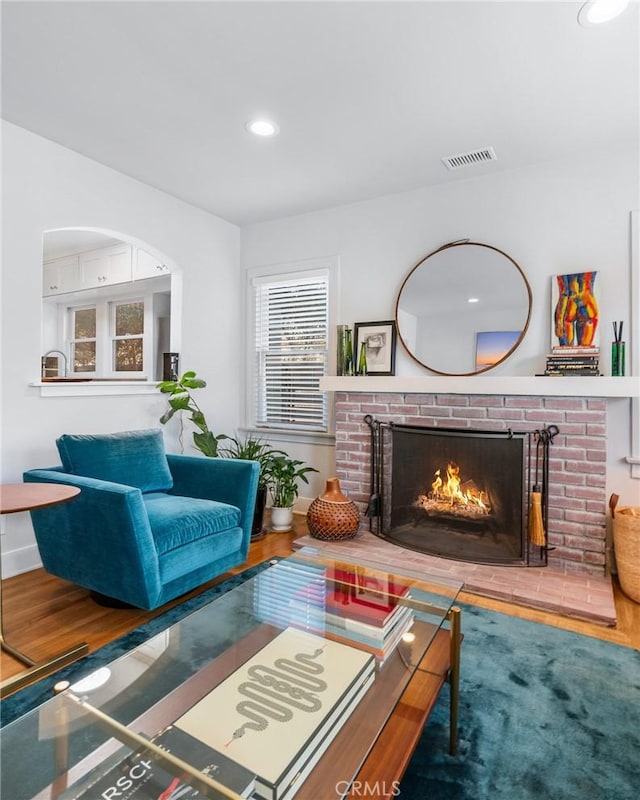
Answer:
[323,390,616,625]
[293,532,617,626]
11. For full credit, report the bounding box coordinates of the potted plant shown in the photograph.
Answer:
[157,370,226,457]
[267,455,317,532]
[219,434,285,540]
[158,370,317,536]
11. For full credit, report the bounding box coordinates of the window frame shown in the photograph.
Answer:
[63,289,155,379]
[68,304,98,374]
[246,256,340,439]
[109,297,149,377]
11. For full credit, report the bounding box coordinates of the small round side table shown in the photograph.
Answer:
[0,483,88,697]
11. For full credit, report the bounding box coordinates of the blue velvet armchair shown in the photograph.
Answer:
[23,429,259,610]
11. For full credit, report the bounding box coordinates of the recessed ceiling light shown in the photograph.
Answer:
[245,119,279,137]
[578,0,630,27]
[468,297,480,304]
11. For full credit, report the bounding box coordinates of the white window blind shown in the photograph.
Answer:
[254,273,329,431]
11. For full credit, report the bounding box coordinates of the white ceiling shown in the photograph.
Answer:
[2,1,638,226]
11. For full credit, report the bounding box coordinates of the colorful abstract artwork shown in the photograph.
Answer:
[552,271,599,347]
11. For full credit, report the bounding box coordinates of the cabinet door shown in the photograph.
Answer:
[135,248,170,280]
[80,244,132,289]
[42,255,80,295]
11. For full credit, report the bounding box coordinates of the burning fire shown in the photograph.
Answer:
[415,461,490,518]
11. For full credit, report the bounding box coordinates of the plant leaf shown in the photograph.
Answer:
[191,410,209,432]
[193,431,219,457]
[157,381,179,393]
[182,378,207,389]
[159,408,175,424]
[169,395,191,411]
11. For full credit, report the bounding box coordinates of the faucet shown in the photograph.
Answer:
[42,350,68,379]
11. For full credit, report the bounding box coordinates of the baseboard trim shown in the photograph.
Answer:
[1,544,42,578]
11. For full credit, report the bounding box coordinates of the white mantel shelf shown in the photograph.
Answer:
[320,376,639,398]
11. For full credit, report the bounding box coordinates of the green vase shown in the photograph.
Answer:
[357,341,368,376]
[336,325,346,376]
[343,328,354,376]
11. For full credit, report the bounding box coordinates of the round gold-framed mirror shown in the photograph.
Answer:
[395,241,532,376]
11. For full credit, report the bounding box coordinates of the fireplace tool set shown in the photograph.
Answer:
[528,424,559,553]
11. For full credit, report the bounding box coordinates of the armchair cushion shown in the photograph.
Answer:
[143,492,241,553]
[56,429,173,493]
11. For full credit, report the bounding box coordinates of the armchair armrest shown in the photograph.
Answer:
[23,469,162,606]
[166,455,260,548]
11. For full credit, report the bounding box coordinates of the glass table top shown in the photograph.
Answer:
[1,551,462,800]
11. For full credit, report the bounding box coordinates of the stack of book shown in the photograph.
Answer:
[254,557,327,631]
[544,346,600,376]
[254,559,415,666]
[62,627,375,800]
[175,628,376,800]
[323,566,415,665]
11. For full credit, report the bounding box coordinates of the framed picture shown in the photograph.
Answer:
[475,331,521,370]
[550,271,600,348]
[354,320,397,375]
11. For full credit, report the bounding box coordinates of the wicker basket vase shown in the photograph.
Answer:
[307,477,360,541]
[613,506,640,603]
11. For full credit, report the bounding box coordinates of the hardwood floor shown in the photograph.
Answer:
[1,515,638,694]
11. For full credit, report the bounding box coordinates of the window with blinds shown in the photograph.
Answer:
[253,272,329,431]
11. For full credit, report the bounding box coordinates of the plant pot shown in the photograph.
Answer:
[307,477,360,540]
[271,505,294,533]
[251,486,268,541]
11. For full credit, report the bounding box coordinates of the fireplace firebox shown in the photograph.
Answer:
[366,419,551,567]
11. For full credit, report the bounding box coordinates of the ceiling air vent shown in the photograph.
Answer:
[441,146,497,171]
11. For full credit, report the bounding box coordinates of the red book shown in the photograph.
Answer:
[325,566,411,628]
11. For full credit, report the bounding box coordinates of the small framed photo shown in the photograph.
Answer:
[475,331,521,371]
[354,320,397,375]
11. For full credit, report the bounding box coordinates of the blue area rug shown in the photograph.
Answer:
[400,603,640,800]
[2,565,639,800]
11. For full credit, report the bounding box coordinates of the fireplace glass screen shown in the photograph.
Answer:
[385,425,528,565]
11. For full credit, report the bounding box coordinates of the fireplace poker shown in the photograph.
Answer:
[376,418,384,527]
[528,430,546,547]
[364,415,381,523]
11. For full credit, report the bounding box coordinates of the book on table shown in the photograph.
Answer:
[174,627,376,800]
[324,601,414,643]
[253,558,327,630]
[325,610,416,666]
[61,725,256,799]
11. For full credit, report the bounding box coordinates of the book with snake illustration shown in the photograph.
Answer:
[174,627,375,800]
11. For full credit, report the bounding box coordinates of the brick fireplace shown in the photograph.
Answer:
[334,391,608,577]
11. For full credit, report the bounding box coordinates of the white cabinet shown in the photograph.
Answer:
[80,244,132,289]
[135,248,170,280]
[42,244,168,298]
[42,255,80,296]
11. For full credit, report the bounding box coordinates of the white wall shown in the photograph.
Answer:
[242,147,640,509]
[1,122,243,575]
